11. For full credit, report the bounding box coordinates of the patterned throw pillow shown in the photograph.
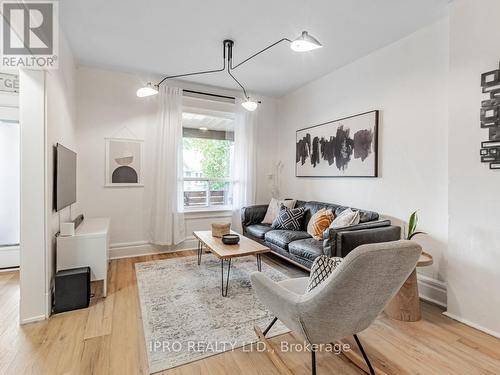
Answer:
[262,198,297,224]
[307,208,334,240]
[306,255,343,293]
[271,205,305,231]
[329,208,360,229]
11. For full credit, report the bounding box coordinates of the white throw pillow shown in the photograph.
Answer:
[329,208,360,229]
[262,198,296,224]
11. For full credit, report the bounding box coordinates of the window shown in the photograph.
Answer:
[182,111,235,210]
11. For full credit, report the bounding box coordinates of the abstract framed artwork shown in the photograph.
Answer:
[296,110,379,177]
[105,137,144,187]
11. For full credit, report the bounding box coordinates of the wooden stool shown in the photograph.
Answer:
[384,251,433,322]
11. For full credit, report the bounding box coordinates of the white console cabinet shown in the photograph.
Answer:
[56,218,110,296]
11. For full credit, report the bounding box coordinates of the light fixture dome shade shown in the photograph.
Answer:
[242,99,258,111]
[290,31,323,52]
[136,82,159,97]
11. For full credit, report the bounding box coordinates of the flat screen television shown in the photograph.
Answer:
[55,143,77,212]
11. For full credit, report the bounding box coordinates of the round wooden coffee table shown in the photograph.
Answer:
[384,251,433,322]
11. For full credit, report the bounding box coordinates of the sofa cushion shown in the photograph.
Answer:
[306,255,343,293]
[245,224,272,239]
[296,200,379,229]
[271,205,305,230]
[335,206,378,223]
[329,208,360,228]
[298,201,340,231]
[307,208,334,240]
[265,230,311,250]
[288,238,324,262]
[262,198,296,224]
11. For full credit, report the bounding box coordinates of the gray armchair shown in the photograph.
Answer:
[251,240,422,375]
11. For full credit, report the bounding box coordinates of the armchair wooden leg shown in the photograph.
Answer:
[254,325,293,375]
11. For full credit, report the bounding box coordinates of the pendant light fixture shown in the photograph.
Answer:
[241,99,258,112]
[290,31,323,52]
[136,82,159,97]
[136,31,323,111]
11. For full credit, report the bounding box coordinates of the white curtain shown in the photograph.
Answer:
[232,99,257,233]
[150,86,185,245]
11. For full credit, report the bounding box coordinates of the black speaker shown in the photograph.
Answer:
[53,267,91,313]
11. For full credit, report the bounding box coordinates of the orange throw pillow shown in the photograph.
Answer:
[307,208,334,240]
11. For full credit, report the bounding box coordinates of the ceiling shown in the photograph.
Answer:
[60,0,450,97]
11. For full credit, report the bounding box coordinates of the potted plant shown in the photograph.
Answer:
[406,210,425,240]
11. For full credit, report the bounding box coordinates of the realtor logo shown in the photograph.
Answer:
[0,0,58,69]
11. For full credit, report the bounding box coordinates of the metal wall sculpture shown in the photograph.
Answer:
[480,62,500,169]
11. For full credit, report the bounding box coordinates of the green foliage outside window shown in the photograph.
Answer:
[183,137,232,190]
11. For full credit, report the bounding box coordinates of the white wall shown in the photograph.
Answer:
[277,19,449,291]
[75,66,278,257]
[45,32,78,313]
[76,67,155,250]
[19,69,46,323]
[445,0,500,337]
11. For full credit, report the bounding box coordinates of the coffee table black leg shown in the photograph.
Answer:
[197,241,202,265]
[221,258,232,297]
[257,253,262,272]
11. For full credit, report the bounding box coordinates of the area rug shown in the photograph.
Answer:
[135,254,290,374]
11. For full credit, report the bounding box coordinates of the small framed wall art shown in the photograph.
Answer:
[105,137,144,187]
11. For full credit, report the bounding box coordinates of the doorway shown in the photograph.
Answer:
[0,89,19,269]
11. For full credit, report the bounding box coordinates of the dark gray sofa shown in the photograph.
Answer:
[241,200,401,270]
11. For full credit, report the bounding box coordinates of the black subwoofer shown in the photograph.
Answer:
[53,267,91,313]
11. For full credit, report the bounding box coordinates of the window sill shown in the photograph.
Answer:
[183,207,233,214]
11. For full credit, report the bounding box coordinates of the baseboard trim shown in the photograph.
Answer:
[442,312,500,339]
[21,314,46,325]
[417,273,447,308]
[109,241,154,259]
[109,240,150,248]
[109,239,198,260]
[0,267,19,273]
[0,245,20,268]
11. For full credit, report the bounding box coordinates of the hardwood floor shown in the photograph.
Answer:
[1,251,500,375]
